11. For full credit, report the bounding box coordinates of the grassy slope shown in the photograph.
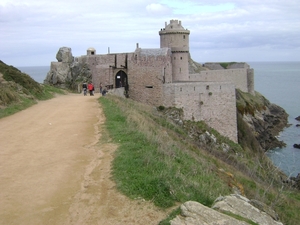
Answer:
[99,95,300,225]
[0,60,65,118]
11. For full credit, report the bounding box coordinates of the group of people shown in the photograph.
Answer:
[82,82,107,96]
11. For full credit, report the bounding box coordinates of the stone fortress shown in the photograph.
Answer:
[46,20,255,142]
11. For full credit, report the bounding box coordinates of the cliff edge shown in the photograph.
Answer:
[236,90,288,151]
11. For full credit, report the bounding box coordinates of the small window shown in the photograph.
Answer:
[180,88,182,91]
[183,35,185,39]
[180,57,182,60]
[206,85,209,90]
[145,86,153,88]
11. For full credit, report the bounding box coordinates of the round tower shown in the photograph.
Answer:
[159,20,190,81]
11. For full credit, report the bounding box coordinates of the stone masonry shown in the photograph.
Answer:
[46,20,256,143]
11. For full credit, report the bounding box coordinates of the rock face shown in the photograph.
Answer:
[237,91,288,151]
[171,194,283,225]
[247,103,288,150]
[44,47,92,89]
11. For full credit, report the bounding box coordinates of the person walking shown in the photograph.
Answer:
[82,82,87,96]
[88,82,94,96]
[99,83,103,94]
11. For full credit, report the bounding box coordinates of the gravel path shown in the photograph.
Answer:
[0,93,169,225]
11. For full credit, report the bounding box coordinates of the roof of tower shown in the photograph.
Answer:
[159,19,190,34]
[87,47,96,51]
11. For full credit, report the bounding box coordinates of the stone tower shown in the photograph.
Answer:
[159,20,190,81]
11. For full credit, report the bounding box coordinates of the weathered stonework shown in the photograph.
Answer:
[46,19,256,143]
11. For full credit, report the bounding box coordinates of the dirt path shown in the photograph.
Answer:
[0,93,170,225]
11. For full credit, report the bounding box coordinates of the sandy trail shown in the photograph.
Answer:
[0,93,169,225]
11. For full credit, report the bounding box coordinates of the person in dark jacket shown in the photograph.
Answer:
[82,83,87,96]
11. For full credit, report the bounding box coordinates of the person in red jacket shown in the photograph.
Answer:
[87,82,94,96]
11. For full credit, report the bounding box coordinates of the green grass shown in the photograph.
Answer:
[98,95,300,225]
[219,62,236,69]
[99,96,231,208]
[0,60,65,118]
[0,85,65,119]
[0,97,36,119]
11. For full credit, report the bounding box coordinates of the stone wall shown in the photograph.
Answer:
[163,81,237,142]
[127,48,172,106]
[189,68,254,94]
[77,53,129,92]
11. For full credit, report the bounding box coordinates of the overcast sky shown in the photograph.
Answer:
[1,0,299,66]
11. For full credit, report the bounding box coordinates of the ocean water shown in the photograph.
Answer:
[17,66,49,83]
[17,62,300,176]
[250,61,300,177]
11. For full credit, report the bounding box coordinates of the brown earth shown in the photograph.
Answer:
[0,93,171,225]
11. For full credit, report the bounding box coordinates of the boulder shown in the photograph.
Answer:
[295,116,300,121]
[170,194,283,225]
[56,47,73,63]
[170,201,249,225]
[212,194,283,225]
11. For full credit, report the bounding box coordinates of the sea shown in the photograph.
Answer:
[250,61,300,177]
[17,62,300,177]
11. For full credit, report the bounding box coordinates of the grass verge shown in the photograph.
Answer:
[99,95,300,225]
[99,96,231,208]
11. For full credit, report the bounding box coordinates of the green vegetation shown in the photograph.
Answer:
[219,62,236,69]
[236,89,267,116]
[0,60,65,118]
[99,95,300,225]
[100,96,230,208]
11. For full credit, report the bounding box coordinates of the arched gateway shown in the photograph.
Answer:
[115,70,128,89]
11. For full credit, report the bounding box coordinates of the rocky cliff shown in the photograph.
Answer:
[236,90,288,151]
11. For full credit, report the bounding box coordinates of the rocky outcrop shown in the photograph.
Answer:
[44,47,92,89]
[245,104,288,150]
[295,116,300,121]
[236,90,288,151]
[171,194,283,225]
